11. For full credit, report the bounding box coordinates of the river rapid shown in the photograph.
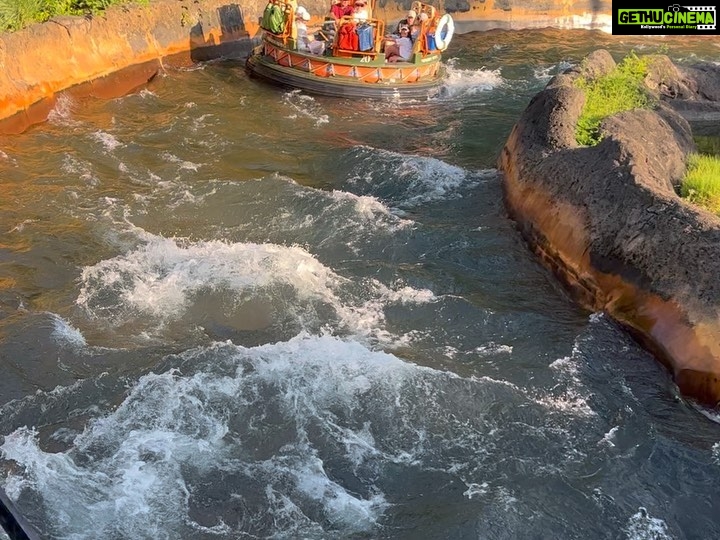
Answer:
[0,28,719,540]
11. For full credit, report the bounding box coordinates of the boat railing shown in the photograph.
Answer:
[412,19,442,57]
[332,17,385,58]
[1,486,43,540]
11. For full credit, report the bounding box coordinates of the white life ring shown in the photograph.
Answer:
[434,14,454,51]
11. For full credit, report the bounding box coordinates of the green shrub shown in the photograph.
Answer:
[0,0,45,31]
[680,153,720,215]
[0,0,146,32]
[575,52,654,146]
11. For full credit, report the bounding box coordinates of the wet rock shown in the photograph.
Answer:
[498,49,720,408]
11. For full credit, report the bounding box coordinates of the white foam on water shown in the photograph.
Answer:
[282,89,330,127]
[2,426,194,540]
[76,237,340,319]
[160,151,202,172]
[7,219,37,234]
[90,131,123,152]
[61,155,100,187]
[533,60,575,82]
[440,58,504,98]
[75,233,434,345]
[695,405,720,425]
[463,481,489,500]
[599,426,619,447]
[473,342,513,356]
[350,146,493,208]
[327,189,410,227]
[0,378,104,430]
[540,344,596,418]
[331,421,380,471]
[712,442,720,464]
[624,507,673,540]
[293,453,388,529]
[50,313,87,348]
[0,332,625,537]
[244,177,415,252]
[0,335,419,538]
[47,94,81,126]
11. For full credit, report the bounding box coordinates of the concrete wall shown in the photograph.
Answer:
[0,0,611,131]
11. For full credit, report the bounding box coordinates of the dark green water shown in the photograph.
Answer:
[0,29,719,540]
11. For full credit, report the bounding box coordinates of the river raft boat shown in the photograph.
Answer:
[246,0,454,98]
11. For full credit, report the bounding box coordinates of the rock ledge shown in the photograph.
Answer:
[498,49,720,407]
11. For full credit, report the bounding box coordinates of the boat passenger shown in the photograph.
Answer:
[394,9,416,34]
[352,0,369,21]
[330,0,353,19]
[413,12,428,40]
[385,25,413,62]
[294,6,312,51]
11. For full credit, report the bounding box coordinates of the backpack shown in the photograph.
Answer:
[261,3,285,34]
[337,22,359,51]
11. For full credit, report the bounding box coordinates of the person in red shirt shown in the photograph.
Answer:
[330,0,353,19]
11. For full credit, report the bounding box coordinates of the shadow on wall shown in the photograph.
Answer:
[189,3,253,62]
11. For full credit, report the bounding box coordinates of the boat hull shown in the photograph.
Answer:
[245,44,444,99]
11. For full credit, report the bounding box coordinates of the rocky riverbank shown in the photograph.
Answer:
[498,49,720,407]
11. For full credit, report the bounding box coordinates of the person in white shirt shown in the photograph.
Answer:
[385,25,412,62]
[294,7,312,51]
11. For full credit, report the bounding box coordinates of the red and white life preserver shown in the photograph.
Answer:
[434,14,455,51]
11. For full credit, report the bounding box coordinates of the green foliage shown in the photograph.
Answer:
[0,0,145,32]
[0,0,45,31]
[574,52,654,146]
[694,135,720,157]
[680,153,720,215]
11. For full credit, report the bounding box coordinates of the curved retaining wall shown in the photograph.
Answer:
[498,50,720,407]
[0,0,611,131]
[0,0,255,131]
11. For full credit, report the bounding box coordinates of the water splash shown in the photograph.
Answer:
[624,507,672,540]
[439,58,504,98]
[75,233,434,345]
[0,330,686,538]
[282,89,330,127]
[343,145,494,208]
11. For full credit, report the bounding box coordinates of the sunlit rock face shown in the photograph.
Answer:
[498,49,720,407]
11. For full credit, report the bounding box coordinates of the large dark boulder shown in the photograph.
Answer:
[498,49,720,407]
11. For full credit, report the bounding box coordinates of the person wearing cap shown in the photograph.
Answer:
[330,0,353,19]
[412,11,428,40]
[395,9,416,34]
[384,24,413,62]
[294,6,312,51]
